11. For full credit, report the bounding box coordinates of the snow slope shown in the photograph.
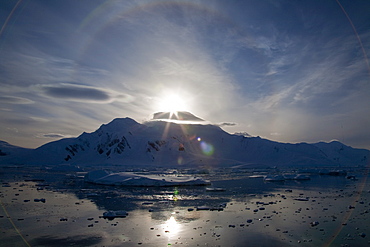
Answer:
[0,116,369,167]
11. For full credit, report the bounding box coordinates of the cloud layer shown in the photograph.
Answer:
[38,83,134,104]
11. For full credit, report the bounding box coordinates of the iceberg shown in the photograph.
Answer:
[84,170,210,186]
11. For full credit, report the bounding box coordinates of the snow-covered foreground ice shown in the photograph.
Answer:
[1,166,370,247]
[84,170,210,186]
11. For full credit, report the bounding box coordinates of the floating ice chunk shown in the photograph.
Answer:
[103,210,128,219]
[84,170,210,187]
[195,205,224,211]
[310,221,319,227]
[294,198,309,201]
[319,170,347,176]
[346,175,357,180]
[196,206,210,211]
[86,193,99,197]
[206,187,226,192]
[283,174,296,180]
[283,174,310,180]
[210,207,224,211]
[293,174,310,180]
[264,175,285,182]
[48,165,83,172]
[34,198,46,203]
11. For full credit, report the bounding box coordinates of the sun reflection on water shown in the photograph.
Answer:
[163,214,181,239]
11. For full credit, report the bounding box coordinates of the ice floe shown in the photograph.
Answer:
[84,170,210,186]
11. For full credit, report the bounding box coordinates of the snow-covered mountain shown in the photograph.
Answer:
[0,112,369,167]
[0,140,32,158]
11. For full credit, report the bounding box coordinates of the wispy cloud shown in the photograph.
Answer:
[0,96,34,104]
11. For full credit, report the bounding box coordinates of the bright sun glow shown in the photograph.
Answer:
[157,92,187,112]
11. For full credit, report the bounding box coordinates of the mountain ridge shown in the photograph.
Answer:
[0,116,368,168]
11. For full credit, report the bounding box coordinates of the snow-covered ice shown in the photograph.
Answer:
[84,170,211,186]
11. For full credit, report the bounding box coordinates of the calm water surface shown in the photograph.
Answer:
[1,167,369,247]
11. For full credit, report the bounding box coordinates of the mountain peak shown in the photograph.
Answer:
[98,117,140,132]
[151,111,204,122]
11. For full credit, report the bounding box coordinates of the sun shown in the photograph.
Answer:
[157,92,187,113]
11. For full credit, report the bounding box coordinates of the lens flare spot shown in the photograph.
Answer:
[177,156,183,165]
[173,188,179,201]
[200,141,214,156]
[173,188,179,196]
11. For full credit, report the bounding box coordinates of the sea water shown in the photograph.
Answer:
[1,166,369,247]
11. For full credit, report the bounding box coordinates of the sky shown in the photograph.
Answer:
[0,0,369,150]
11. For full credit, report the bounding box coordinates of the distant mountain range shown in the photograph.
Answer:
[0,112,369,168]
